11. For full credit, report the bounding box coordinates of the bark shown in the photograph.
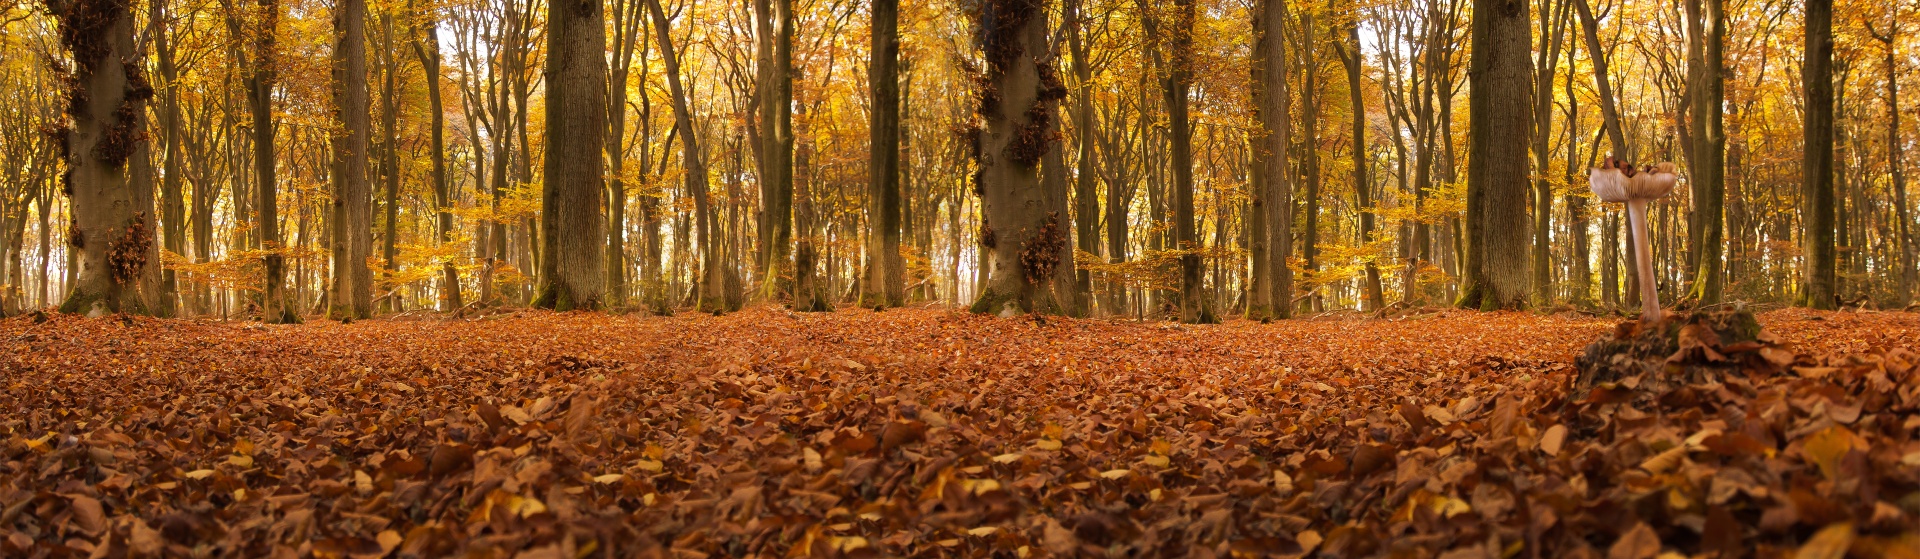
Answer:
[969,0,1068,315]
[1298,10,1322,314]
[1066,0,1099,315]
[1803,0,1837,309]
[1871,22,1917,304]
[864,0,903,308]
[378,13,401,312]
[331,0,372,319]
[1166,0,1212,323]
[49,0,156,316]
[252,0,295,323]
[646,0,725,312]
[1530,0,1568,306]
[1686,0,1726,304]
[154,0,182,317]
[769,0,794,303]
[1459,0,1532,311]
[533,0,609,311]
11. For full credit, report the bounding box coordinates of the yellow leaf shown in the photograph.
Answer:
[803,447,823,471]
[1143,454,1170,468]
[1804,426,1861,480]
[1034,438,1062,451]
[637,459,664,472]
[991,452,1024,463]
[1099,469,1131,479]
[184,469,216,480]
[228,454,254,468]
[1794,523,1855,559]
[1639,446,1685,474]
[967,526,1000,537]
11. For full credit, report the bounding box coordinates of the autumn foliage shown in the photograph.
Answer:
[3,308,1919,557]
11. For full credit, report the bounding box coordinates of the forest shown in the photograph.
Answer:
[3,0,1920,555]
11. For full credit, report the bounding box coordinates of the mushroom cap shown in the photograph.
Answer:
[1628,162,1678,199]
[1590,161,1678,202]
[1589,166,1631,203]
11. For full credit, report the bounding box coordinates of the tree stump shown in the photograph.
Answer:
[1574,306,1793,395]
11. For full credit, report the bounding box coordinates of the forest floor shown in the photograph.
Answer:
[3,307,1919,558]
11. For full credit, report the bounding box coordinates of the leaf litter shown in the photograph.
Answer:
[1,307,1917,557]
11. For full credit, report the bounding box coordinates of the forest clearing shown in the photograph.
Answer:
[4,307,1920,557]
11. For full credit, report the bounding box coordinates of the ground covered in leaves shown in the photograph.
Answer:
[3,307,1918,558]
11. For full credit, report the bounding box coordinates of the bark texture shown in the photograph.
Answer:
[50,0,156,316]
[1459,0,1533,311]
[533,0,609,311]
[331,0,373,319]
[969,0,1069,315]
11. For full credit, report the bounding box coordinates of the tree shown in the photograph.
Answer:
[1166,0,1212,323]
[1803,0,1836,309]
[1868,19,1916,304]
[1251,0,1291,319]
[864,0,903,308]
[969,0,1069,315]
[532,0,608,311]
[1458,0,1532,311]
[1686,0,1726,304]
[332,0,373,320]
[48,0,156,315]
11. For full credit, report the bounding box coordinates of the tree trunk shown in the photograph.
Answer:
[331,0,372,320]
[865,0,903,308]
[1166,0,1212,323]
[1873,22,1917,304]
[1530,0,1568,307]
[154,0,182,317]
[1686,0,1726,304]
[770,0,796,307]
[1299,10,1322,314]
[1066,0,1099,315]
[1459,0,1532,311]
[1803,0,1837,309]
[532,0,609,311]
[1252,0,1292,319]
[252,0,295,323]
[50,0,156,316]
[969,0,1068,315]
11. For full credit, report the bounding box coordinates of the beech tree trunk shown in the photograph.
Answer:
[1687,0,1726,304]
[533,0,609,311]
[1459,0,1532,311]
[969,0,1068,315]
[1253,0,1291,319]
[154,0,182,317]
[331,0,372,319]
[1066,0,1099,315]
[1872,22,1917,304]
[1166,0,1212,323]
[51,0,155,315]
[865,0,903,308]
[1803,0,1837,309]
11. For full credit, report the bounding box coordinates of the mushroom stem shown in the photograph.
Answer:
[1627,198,1660,322]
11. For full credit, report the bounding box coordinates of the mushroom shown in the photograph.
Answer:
[1590,156,1678,323]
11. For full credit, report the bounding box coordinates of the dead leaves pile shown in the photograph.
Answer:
[1,308,1917,558]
